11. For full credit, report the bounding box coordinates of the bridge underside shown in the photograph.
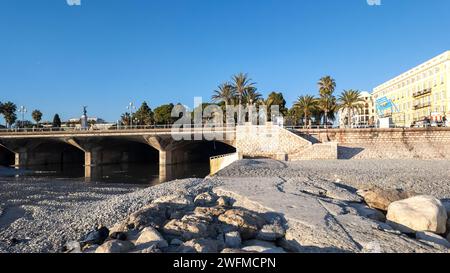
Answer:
[0,145,14,167]
[0,135,236,179]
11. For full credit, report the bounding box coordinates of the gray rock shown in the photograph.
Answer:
[194,206,226,218]
[217,196,231,207]
[126,203,168,229]
[64,241,81,253]
[178,239,219,253]
[224,231,241,248]
[218,209,266,240]
[163,218,209,241]
[194,192,218,207]
[135,227,168,248]
[95,240,134,253]
[80,226,109,246]
[416,231,450,248]
[350,203,386,222]
[257,223,285,241]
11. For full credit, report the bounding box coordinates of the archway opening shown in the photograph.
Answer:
[0,145,15,167]
[185,141,237,162]
[85,138,160,184]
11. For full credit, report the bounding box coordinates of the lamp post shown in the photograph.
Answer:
[18,106,27,128]
[126,102,136,128]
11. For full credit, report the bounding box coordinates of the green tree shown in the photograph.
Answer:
[242,87,262,105]
[211,83,236,107]
[133,101,154,126]
[231,73,256,123]
[32,110,43,126]
[317,76,337,126]
[52,114,62,128]
[294,95,318,128]
[0,101,17,128]
[265,92,288,120]
[154,103,175,125]
[317,96,337,126]
[120,112,131,126]
[338,89,365,128]
[286,107,302,126]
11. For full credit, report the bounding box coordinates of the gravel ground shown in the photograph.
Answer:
[1,159,449,253]
[217,159,450,199]
[0,176,221,253]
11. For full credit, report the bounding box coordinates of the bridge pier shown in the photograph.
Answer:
[14,150,29,167]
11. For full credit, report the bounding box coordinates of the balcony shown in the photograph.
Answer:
[412,88,432,98]
[413,101,431,110]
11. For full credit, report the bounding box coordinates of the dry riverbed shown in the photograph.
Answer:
[0,159,450,253]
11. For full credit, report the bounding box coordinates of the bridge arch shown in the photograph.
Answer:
[0,145,14,167]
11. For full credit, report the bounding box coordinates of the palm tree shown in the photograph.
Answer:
[317,76,337,126]
[294,95,318,128]
[317,96,337,126]
[265,92,288,120]
[32,110,43,126]
[338,89,365,128]
[231,73,255,123]
[120,112,131,126]
[0,101,17,128]
[318,76,336,97]
[242,87,262,106]
[211,82,236,107]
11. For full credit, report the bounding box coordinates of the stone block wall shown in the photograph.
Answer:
[236,124,312,159]
[289,142,338,160]
[295,128,450,159]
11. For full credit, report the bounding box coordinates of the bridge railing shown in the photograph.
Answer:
[0,123,239,134]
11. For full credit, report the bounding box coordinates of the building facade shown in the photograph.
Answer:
[339,91,375,128]
[372,51,450,127]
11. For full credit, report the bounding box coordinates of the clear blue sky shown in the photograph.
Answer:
[1,0,450,123]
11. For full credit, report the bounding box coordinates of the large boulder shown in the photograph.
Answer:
[218,209,266,240]
[126,203,168,229]
[194,192,218,207]
[194,206,226,218]
[386,195,448,234]
[357,186,416,211]
[135,227,168,248]
[162,218,209,241]
[80,226,109,246]
[95,240,134,253]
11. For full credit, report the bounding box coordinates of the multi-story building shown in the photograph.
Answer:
[372,51,450,127]
[338,91,375,128]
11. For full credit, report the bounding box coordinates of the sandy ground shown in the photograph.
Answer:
[0,159,449,253]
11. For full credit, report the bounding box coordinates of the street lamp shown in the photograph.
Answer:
[18,106,27,128]
[126,102,136,128]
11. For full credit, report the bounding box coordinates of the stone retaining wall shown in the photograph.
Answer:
[236,125,312,159]
[295,128,450,159]
[289,142,338,161]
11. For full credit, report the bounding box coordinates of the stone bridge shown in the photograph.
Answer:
[0,125,337,179]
